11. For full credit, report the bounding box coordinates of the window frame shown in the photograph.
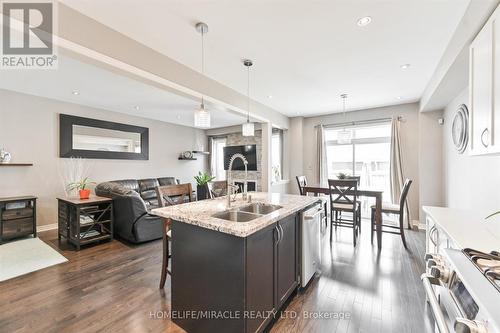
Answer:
[324,121,391,178]
[210,136,227,181]
[271,128,284,183]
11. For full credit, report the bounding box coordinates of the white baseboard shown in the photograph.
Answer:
[415,220,426,231]
[37,223,58,233]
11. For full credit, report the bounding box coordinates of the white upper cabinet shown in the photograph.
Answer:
[469,5,500,155]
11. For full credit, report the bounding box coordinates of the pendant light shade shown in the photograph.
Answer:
[242,59,255,137]
[194,101,211,128]
[242,122,255,136]
[194,22,211,128]
[337,94,352,144]
[337,129,352,144]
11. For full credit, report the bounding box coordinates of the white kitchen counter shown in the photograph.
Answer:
[423,206,500,252]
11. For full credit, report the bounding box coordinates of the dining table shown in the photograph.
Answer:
[302,184,384,250]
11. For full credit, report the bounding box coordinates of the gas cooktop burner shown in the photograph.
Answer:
[463,248,500,292]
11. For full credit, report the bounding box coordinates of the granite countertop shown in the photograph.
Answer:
[151,192,320,237]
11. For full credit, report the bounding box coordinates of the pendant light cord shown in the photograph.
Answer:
[342,95,346,120]
[341,94,348,131]
[247,65,250,123]
[200,28,205,107]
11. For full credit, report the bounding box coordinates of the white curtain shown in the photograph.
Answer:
[208,136,214,176]
[389,117,411,228]
[316,125,328,187]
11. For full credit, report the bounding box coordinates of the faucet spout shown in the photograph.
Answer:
[227,153,249,207]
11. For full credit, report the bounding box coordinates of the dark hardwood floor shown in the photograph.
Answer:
[0,219,434,333]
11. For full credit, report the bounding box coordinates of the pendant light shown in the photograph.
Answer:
[193,22,211,128]
[242,59,255,136]
[337,94,352,144]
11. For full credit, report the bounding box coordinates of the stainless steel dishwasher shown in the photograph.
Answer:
[300,202,323,288]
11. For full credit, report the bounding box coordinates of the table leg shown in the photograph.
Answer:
[376,194,382,250]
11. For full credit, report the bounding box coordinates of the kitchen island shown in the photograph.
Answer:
[152,192,320,333]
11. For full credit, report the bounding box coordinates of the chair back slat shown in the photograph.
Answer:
[156,183,193,207]
[328,179,358,206]
[346,176,360,185]
[296,175,307,196]
[398,179,413,211]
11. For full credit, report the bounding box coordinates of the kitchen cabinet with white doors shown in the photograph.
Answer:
[470,3,500,155]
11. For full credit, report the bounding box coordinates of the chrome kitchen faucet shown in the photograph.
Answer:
[226,153,248,207]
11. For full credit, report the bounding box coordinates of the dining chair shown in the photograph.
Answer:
[156,183,193,289]
[296,175,328,227]
[338,176,362,223]
[329,179,361,246]
[370,179,412,249]
[207,180,228,199]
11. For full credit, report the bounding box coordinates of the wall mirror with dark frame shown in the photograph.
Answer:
[59,114,149,160]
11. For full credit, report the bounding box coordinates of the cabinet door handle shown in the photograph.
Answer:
[275,226,280,244]
[276,224,282,244]
[481,128,490,147]
[279,225,284,242]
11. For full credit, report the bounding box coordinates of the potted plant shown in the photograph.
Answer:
[194,171,215,201]
[68,177,95,200]
[336,172,350,179]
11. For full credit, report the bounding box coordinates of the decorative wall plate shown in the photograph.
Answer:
[452,104,469,154]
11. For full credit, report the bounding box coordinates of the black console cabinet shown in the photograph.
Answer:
[0,196,37,244]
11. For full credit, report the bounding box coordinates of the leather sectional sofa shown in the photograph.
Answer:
[95,177,179,243]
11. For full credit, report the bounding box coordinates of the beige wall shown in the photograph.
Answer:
[296,103,421,222]
[443,88,500,213]
[287,117,304,195]
[0,89,207,227]
[418,110,444,224]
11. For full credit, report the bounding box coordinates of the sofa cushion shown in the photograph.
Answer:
[138,178,160,202]
[109,179,140,193]
[96,181,135,197]
[158,177,178,186]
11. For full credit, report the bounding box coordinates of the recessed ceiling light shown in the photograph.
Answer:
[72,90,79,95]
[357,16,372,27]
[397,96,402,100]
[267,95,273,99]
[176,115,181,120]
[400,64,411,70]
[134,105,140,110]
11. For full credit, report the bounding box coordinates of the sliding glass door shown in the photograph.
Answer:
[325,122,391,215]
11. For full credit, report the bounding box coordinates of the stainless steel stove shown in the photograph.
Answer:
[422,248,500,333]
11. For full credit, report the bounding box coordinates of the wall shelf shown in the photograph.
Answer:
[0,163,33,166]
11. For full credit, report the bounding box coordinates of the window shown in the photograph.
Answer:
[325,122,391,215]
[211,137,227,180]
[271,129,283,182]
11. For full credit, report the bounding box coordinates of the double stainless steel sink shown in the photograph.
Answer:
[212,203,283,222]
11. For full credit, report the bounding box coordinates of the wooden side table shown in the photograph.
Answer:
[57,196,113,250]
[0,196,37,244]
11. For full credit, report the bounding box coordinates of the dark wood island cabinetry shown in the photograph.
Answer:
[171,212,301,333]
[152,192,320,333]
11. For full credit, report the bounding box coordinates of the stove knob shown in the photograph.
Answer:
[425,253,442,262]
[454,318,488,333]
[424,253,435,261]
[427,259,438,268]
[429,266,450,283]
